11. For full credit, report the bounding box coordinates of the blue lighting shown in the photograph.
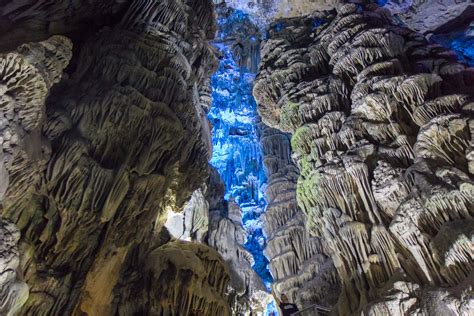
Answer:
[273,22,286,32]
[432,29,474,66]
[209,8,274,292]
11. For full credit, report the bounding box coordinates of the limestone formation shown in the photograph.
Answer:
[214,0,337,25]
[259,123,340,308]
[382,0,474,35]
[0,220,28,316]
[0,36,72,203]
[255,3,474,314]
[165,187,210,243]
[115,239,232,316]
[0,0,132,52]
[1,0,223,314]
[141,241,232,315]
[1,1,473,315]
[208,168,270,315]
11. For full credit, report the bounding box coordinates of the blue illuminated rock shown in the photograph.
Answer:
[207,4,274,314]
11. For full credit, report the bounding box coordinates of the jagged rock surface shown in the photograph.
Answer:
[1,0,224,314]
[382,0,474,35]
[259,123,340,308]
[0,220,28,316]
[255,3,474,315]
[0,0,132,52]
[114,238,232,316]
[165,187,210,242]
[214,0,337,25]
[208,168,269,315]
[0,35,72,203]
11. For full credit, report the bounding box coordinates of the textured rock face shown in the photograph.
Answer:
[380,1,474,65]
[259,123,340,308]
[140,241,232,315]
[214,0,336,24]
[255,3,473,314]
[165,188,210,242]
[207,168,269,314]
[115,239,232,315]
[207,4,276,314]
[0,36,72,203]
[0,0,131,52]
[382,0,473,35]
[0,220,28,316]
[1,0,225,314]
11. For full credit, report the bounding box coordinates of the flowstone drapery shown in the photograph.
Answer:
[254,3,473,314]
[1,0,228,314]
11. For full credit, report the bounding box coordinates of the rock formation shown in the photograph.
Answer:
[165,187,210,243]
[254,3,473,314]
[379,1,474,65]
[209,197,269,314]
[207,5,274,314]
[214,0,336,25]
[1,0,473,315]
[1,0,230,314]
[114,238,232,316]
[259,123,340,309]
[382,1,474,35]
[0,220,28,316]
[0,35,72,203]
[0,0,131,52]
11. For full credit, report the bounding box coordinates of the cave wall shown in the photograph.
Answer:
[0,0,132,52]
[254,2,473,315]
[0,0,235,315]
[259,123,340,308]
[1,0,472,315]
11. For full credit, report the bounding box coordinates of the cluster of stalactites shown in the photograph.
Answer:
[0,35,72,203]
[1,0,220,315]
[143,241,232,316]
[208,199,269,314]
[259,123,340,308]
[255,3,473,315]
[0,35,72,316]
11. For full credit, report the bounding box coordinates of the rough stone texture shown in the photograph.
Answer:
[1,0,225,314]
[383,0,474,35]
[208,4,275,314]
[214,0,337,25]
[164,187,210,242]
[0,220,28,316]
[254,3,474,314]
[0,0,132,52]
[0,35,72,203]
[259,123,340,308]
[208,168,270,315]
[114,238,232,316]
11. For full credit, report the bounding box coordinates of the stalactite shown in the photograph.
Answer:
[1,0,221,314]
[254,3,473,314]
